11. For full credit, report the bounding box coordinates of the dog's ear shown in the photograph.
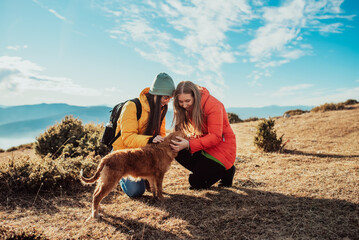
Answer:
[164,132,175,142]
[170,131,179,140]
[165,131,187,142]
[165,131,179,140]
[176,131,187,139]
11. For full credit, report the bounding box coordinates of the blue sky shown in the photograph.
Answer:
[0,0,358,108]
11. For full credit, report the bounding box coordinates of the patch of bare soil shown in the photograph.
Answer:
[1,105,358,239]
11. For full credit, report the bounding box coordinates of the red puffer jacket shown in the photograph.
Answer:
[189,87,236,170]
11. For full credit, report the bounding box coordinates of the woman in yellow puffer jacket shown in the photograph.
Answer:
[112,72,175,197]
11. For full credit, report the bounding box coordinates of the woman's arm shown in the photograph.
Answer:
[119,101,151,148]
[189,99,224,153]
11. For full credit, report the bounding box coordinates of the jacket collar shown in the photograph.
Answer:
[198,86,210,107]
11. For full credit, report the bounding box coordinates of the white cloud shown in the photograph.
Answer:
[33,1,70,22]
[48,9,66,21]
[315,14,356,20]
[245,0,354,82]
[97,0,354,90]
[247,0,306,64]
[247,69,271,86]
[7,45,28,51]
[0,56,100,96]
[259,59,290,68]
[135,48,194,75]
[272,83,313,97]
[299,87,359,106]
[280,49,306,60]
[100,0,254,90]
[257,86,358,107]
[104,87,123,93]
[318,22,343,34]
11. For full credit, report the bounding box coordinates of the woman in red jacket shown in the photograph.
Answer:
[170,81,237,189]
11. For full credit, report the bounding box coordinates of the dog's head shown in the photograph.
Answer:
[164,131,187,143]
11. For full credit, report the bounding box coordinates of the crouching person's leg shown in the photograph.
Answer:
[187,152,226,190]
[120,178,146,197]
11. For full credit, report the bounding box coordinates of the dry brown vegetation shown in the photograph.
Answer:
[1,104,359,239]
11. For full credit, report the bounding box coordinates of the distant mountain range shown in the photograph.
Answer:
[0,103,313,149]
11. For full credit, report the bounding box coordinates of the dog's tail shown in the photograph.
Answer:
[79,156,108,184]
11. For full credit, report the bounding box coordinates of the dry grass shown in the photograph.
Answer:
[1,104,359,239]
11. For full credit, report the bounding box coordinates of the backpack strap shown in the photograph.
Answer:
[109,98,142,147]
[132,98,142,121]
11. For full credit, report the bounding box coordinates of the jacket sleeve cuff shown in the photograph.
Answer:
[148,136,155,144]
[189,140,196,153]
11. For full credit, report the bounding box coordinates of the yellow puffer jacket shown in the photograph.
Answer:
[112,88,167,151]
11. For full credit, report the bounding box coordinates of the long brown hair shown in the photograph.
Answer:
[173,81,203,136]
[144,93,167,136]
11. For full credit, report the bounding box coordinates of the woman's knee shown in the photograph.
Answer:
[120,178,146,197]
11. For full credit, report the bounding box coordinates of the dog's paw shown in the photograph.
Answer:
[85,216,93,223]
[85,214,101,223]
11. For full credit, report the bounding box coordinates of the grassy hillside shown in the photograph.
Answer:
[0,104,358,239]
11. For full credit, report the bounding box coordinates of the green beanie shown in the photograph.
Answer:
[149,72,175,96]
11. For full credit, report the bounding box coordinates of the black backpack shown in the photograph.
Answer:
[101,98,142,149]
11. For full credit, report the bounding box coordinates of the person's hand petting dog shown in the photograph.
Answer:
[152,135,164,143]
[170,136,189,153]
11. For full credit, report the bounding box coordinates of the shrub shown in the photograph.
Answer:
[0,116,110,195]
[6,143,34,152]
[35,115,110,159]
[0,148,4,153]
[284,109,308,116]
[254,119,284,152]
[62,123,109,158]
[243,117,260,122]
[0,153,100,194]
[227,112,242,123]
[0,224,47,240]
[6,146,19,152]
[344,99,358,105]
[35,115,85,159]
[311,103,345,112]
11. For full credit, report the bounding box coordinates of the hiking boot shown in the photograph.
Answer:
[218,165,236,187]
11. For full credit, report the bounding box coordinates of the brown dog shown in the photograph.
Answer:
[80,131,184,218]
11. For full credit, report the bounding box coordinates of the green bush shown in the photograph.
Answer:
[6,143,34,152]
[35,115,85,159]
[243,117,261,122]
[254,119,284,152]
[344,99,358,105]
[35,115,110,159]
[0,153,100,194]
[227,112,242,123]
[284,109,308,116]
[0,116,110,195]
[311,102,345,112]
[62,123,109,158]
